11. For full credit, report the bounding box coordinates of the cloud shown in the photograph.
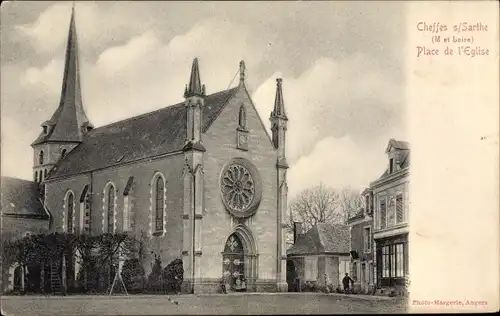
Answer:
[252,54,405,163]
[22,59,64,95]
[96,30,162,75]
[287,136,388,197]
[15,2,155,56]
[250,53,407,197]
[1,117,34,180]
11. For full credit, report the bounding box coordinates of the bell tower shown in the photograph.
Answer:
[270,78,289,292]
[31,5,93,183]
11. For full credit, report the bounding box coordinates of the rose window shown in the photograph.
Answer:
[221,164,255,212]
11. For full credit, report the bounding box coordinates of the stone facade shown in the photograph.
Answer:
[1,216,50,240]
[348,212,374,294]
[193,87,280,292]
[44,154,186,276]
[371,139,410,296]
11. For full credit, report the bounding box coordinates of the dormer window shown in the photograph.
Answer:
[389,158,395,173]
[43,125,48,135]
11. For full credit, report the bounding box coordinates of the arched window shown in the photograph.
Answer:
[154,177,165,232]
[80,185,91,234]
[106,184,115,234]
[84,191,91,233]
[34,171,38,182]
[39,150,44,165]
[61,149,67,158]
[238,105,247,129]
[66,192,74,233]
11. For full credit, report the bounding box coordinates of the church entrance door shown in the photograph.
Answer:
[222,234,246,292]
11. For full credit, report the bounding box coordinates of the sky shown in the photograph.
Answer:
[1,1,407,198]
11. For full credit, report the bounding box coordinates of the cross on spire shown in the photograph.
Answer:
[239,60,246,84]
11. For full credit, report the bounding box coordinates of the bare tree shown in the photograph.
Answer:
[286,183,343,233]
[285,184,364,246]
[340,186,364,222]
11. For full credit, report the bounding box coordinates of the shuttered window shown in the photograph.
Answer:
[396,194,404,223]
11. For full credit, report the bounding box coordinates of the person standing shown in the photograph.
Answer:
[342,273,354,294]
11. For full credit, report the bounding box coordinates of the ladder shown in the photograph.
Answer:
[50,262,62,295]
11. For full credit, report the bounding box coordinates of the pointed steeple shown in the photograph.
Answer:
[32,5,92,146]
[184,58,204,98]
[271,78,287,119]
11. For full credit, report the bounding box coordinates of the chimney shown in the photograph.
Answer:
[293,222,303,244]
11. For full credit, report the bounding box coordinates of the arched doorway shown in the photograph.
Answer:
[13,265,23,292]
[222,233,246,292]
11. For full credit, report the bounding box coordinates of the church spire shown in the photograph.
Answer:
[59,4,82,112]
[184,58,205,98]
[271,78,287,119]
[32,4,92,146]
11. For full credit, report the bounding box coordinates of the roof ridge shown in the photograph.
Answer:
[89,87,237,134]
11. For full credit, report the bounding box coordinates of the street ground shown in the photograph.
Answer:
[1,292,408,315]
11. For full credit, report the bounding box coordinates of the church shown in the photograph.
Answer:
[29,8,289,294]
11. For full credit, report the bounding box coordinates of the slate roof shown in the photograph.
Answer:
[347,209,365,224]
[48,87,238,179]
[287,223,350,255]
[1,177,49,219]
[385,139,410,153]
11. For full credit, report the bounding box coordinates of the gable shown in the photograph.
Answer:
[205,85,274,150]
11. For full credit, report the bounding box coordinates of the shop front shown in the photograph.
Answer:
[375,233,408,288]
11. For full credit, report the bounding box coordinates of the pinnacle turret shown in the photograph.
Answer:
[184,58,205,98]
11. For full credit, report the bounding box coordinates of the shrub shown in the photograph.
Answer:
[146,255,163,293]
[326,283,336,293]
[122,258,145,294]
[162,259,183,294]
[335,285,342,293]
[318,284,329,293]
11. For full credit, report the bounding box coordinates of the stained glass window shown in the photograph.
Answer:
[155,177,164,232]
[107,185,115,233]
[84,192,91,233]
[67,192,74,233]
